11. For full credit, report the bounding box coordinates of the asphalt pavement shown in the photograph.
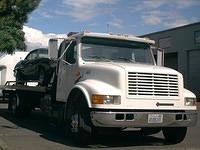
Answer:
[0,104,8,150]
[0,103,199,150]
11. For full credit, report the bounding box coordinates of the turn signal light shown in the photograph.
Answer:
[91,95,121,105]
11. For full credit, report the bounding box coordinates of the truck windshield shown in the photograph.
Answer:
[81,37,154,64]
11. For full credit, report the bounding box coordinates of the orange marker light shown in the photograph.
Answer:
[92,95,104,104]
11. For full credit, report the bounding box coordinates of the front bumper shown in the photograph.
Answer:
[91,110,197,128]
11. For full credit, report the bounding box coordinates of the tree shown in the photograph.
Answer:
[0,0,41,53]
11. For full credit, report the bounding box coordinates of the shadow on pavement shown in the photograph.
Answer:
[0,107,170,148]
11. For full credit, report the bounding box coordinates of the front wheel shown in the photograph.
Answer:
[162,127,187,144]
[65,98,92,145]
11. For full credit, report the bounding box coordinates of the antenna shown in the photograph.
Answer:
[107,23,110,33]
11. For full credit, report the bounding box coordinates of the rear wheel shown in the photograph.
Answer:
[8,93,31,117]
[9,94,20,116]
[162,127,187,144]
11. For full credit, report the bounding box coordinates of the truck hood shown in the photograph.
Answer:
[80,62,182,89]
[113,62,180,75]
[82,62,180,75]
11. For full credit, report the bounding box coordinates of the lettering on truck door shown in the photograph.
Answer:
[56,40,77,102]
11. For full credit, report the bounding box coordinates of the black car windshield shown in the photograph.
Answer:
[81,37,154,64]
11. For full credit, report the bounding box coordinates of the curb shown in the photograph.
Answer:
[0,139,8,150]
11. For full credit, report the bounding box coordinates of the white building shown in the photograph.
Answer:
[0,52,28,85]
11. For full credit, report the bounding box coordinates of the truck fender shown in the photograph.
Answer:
[72,79,121,108]
[71,84,91,108]
[183,88,196,98]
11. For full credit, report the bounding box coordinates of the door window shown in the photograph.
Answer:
[58,40,69,58]
[58,40,76,64]
[65,42,76,64]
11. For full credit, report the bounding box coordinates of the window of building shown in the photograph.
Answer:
[195,31,200,44]
[158,37,171,48]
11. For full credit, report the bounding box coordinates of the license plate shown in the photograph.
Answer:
[148,114,163,123]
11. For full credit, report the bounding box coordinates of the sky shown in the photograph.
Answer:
[23,0,200,50]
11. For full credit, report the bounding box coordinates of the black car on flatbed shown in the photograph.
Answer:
[14,48,56,85]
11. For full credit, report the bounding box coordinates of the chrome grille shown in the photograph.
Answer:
[128,72,179,97]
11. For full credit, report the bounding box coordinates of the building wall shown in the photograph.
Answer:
[0,52,28,85]
[142,22,200,98]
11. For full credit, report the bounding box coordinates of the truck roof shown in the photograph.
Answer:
[69,31,155,44]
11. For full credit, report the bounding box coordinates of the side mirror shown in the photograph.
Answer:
[157,48,164,66]
[48,39,58,59]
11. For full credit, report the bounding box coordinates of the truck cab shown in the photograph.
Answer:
[49,32,197,143]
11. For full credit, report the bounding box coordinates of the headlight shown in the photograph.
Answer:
[92,95,121,105]
[185,97,196,106]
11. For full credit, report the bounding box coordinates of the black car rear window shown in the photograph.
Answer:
[39,49,48,58]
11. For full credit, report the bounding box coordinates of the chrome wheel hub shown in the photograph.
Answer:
[71,113,79,133]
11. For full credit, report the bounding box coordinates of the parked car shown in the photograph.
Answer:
[14,48,56,85]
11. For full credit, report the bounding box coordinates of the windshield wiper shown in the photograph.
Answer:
[114,57,135,62]
[87,55,112,62]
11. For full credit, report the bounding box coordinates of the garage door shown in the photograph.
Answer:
[188,50,200,98]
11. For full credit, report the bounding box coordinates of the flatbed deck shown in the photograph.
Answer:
[0,81,47,103]
[0,81,46,92]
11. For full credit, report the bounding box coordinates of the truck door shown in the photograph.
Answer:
[56,40,77,102]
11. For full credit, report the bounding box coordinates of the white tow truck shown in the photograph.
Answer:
[2,32,197,144]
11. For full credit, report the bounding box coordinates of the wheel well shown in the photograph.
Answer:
[67,88,88,106]
[65,88,89,119]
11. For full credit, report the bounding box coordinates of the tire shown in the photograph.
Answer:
[65,96,92,145]
[9,94,20,116]
[162,127,187,144]
[8,93,31,117]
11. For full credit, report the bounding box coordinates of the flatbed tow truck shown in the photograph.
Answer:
[0,32,197,144]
